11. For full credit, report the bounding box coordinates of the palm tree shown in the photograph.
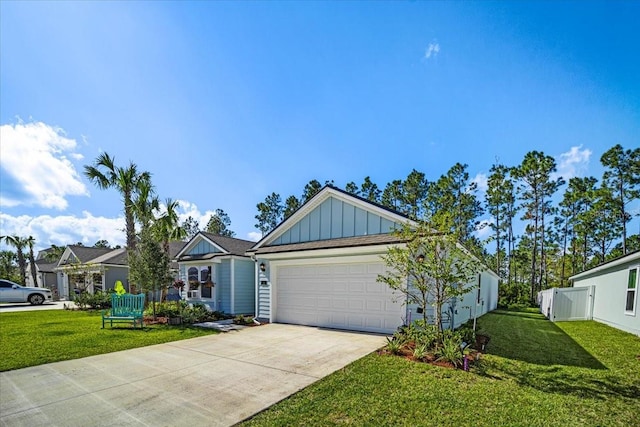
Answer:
[44,244,66,263]
[153,198,187,255]
[1,235,28,285]
[84,153,152,251]
[26,236,38,287]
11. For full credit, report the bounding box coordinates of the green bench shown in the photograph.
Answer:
[102,293,145,329]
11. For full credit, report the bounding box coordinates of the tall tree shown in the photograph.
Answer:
[154,198,188,255]
[360,176,381,202]
[600,144,640,255]
[381,180,403,211]
[345,181,360,196]
[400,169,429,219]
[93,240,111,248]
[283,195,300,220]
[428,163,483,243]
[181,216,200,239]
[84,152,152,251]
[206,208,235,237]
[255,193,283,236]
[486,164,515,280]
[1,235,28,285]
[26,236,38,287]
[302,179,322,203]
[0,250,19,283]
[43,244,66,263]
[512,151,564,301]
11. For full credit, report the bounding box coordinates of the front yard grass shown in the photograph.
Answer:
[243,310,640,426]
[0,310,217,371]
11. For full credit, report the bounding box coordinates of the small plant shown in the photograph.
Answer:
[412,343,429,360]
[233,315,255,325]
[436,330,464,367]
[385,336,405,355]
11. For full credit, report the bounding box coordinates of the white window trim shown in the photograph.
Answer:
[625,266,638,316]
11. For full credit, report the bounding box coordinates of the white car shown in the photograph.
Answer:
[0,279,53,305]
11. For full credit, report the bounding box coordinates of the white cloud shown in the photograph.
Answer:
[424,41,440,59]
[553,145,592,181]
[0,121,88,210]
[471,172,488,194]
[246,231,262,242]
[0,211,125,252]
[475,218,493,240]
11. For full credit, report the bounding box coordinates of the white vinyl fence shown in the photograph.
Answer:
[538,286,594,322]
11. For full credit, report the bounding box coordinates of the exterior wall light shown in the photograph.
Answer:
[259,262,266,272]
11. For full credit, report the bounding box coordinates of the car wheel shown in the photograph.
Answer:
[29,294,45,305]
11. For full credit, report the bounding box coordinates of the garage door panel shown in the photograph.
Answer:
[275,261,403,334]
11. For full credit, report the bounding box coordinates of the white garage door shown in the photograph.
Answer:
[275,262,404,334]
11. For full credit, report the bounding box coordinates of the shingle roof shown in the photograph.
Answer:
[35,258,57,273]
[200,232,255,256]
[90,248,128,265]
[68,245,114,263]
[250,233,404,255]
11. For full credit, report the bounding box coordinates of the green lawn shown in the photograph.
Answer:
[243,310,640,427]
[0,310,217,371]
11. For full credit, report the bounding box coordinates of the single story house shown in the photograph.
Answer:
[56,245,129,299]
[25,249,60,291]
[569,250,640,336]
[175,232,255,315]
[248,185,499,334]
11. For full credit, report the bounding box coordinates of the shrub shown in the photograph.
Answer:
[403,320,438,349]
[385,336,404,355]
[233,315,255,325]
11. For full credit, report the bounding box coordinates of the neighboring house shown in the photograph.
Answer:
[25,249,59,292]
[175,232,255,314]
[568,250,640,336]
[56,246,129,300]
[55,242,188,300]
[248,185,499,334]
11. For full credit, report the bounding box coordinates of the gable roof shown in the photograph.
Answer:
[251,234,405,255]
[176,232,255,260]
[60,245,113,265]
[250,185,413,251]
[570,249,640,281]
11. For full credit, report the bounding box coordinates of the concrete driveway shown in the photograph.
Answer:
[0,324,386,427]
[0,301,74,313]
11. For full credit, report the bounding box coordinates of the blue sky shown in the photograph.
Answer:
[1,1,639,251]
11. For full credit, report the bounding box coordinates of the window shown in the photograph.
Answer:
[626,268,638,314]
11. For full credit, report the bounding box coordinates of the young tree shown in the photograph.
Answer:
[600,144,640,255]
[255,193,283,236]
[128,227,172,320]
[84,152,152,251]
[153,198,188,254]
[206,208,235,237]
[377,217,480,337]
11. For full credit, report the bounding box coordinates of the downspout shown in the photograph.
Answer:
[230,258,235,314]
[252,255,258,319]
